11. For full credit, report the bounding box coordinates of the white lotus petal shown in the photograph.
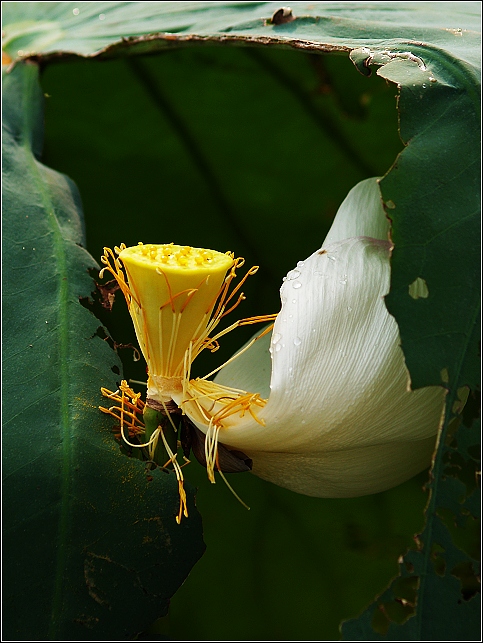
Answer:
[183,177,445,497]
[322,177,391,245]
[207,237,444,454]
[249,436,437,497]
[215,177,391,398]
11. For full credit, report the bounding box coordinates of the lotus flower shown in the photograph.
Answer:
[192,178,447,496]
[101,178,445,506]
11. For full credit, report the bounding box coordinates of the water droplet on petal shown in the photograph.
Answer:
[301,419,306,425]
[328,255,336,262]
[292,281,302,289]
[275,344,282,352]
[297,261,305,268]
[292,299,297,304]
[73,7,80,15]
[293,337,302,346]
[347,306,352,312]
[272,333,282,344]
[286,269,300,280]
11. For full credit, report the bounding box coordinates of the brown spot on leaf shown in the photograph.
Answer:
[97,278,120,311]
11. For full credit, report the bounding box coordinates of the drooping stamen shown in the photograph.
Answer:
[205,422,220,484]
[159,427,188,524]
[180,378,266,485]
[100,381,188,522]
[217,469,250,510]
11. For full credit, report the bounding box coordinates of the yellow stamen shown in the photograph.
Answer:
[100,243,278,521]
[159,427,188,524]
[180,377,267,484]
[217,469,251,510]
[99,382,145,439]
[100,381,188,523]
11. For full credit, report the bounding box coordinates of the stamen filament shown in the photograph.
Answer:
[222,265,259,311]
[217,469,251,510]
[160,428,188,524]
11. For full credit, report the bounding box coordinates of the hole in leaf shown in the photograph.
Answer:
[95,326,108,340]
[436,508,480,559]
[111,365,120,375]
[443,449,479,499]
[371,603,390,636]
[462,388,480,428]
[452,386,470,415]
[382,597,415,625]
[408,277,429,299]
[393,575,419,604]
[370,576,420,635]
[451,560,481,601]
[444,416,461,447]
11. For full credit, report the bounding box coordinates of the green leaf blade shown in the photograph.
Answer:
[2,60,205,641]
[342,39,480,641]
[2,1,481,66]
